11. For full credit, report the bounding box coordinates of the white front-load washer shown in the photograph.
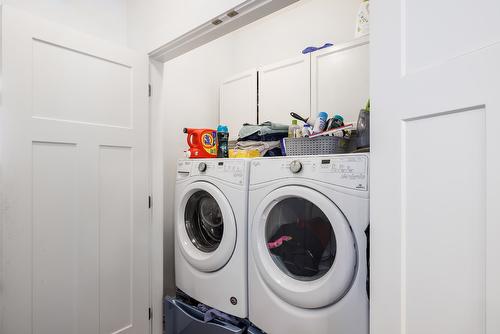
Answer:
[248,154,369,334]
[175,158,249,318]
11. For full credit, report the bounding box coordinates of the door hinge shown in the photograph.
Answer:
[148,307,152,320]
[148,195,152,209]
[148,84,152,97]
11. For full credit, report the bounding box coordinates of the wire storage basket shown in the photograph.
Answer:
[282,136,350,156]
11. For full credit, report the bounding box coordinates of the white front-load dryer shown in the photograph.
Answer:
[175,158,249,318]
[248,154,369,334]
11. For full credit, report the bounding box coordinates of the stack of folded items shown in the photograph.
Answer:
[235,121,289,157]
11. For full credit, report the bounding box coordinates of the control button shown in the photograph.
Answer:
[290,160,302,174]
[198,162,207,172]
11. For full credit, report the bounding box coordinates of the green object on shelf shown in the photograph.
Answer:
[365,99,370,112]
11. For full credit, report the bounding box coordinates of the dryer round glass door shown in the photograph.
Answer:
[252,186,357,309]
[177,182,237,273]
[185,190,223,253]
[265,197,336,281]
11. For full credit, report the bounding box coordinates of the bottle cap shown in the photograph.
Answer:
[333,115,344,122]
[291,120,298,125]
[318,112,328,120]
[217,125,228,133]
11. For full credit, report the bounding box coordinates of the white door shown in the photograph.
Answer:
[311,37,369,124]
[259,55,311,125]
[0,6,150,334]
[220,70,258,140]
[371,1,500,334]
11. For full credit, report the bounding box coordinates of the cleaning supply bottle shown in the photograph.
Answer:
[183,128,217,159]
[313,112,328,134]
[302,124,313,137]
[288,120,301,138]
[216,125,229,158]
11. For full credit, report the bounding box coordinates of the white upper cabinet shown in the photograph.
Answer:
[219,39,369,136]
[311,37,369,124]
[258,54,311,125]
[220,70,258,140]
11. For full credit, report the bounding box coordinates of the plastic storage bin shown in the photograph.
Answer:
[282,136,349,156]
[164,297,248,334]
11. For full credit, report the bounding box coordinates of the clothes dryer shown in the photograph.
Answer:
[248,154,369,334]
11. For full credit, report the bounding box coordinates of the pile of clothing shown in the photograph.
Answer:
[234,121,288,157]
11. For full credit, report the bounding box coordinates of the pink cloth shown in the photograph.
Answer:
[267,236,292,249]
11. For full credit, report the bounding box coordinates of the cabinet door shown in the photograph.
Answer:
[311,37,369,123]
[220,70,258,140]
[259,55,311,125]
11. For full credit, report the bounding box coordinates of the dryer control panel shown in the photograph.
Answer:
[177,159,248,186]
[251,154,369,191]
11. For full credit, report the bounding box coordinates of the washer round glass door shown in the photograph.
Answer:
[177,182,236,272]
[252,186,356,309]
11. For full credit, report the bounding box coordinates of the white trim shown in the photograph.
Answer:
[148,0,299,62]
[148,59,164,334]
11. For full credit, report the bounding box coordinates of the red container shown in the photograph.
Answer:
[183,128,217,159]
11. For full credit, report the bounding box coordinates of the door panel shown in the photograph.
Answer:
[259,55,311,125]
[371,0,500,333]
[0,6,150,334]
[220,70,258,140]
[311,37,369,124]
[32,142,79,334]
[403,108,486,334]
[33,39,132,127]
[405,0,500,73]
[99,146,134,334]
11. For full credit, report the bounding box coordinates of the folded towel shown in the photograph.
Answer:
[234,140,281,156]
[238,121,289,140]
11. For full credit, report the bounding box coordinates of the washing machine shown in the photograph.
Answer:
[175,158,250,318]
[248,154,369,334]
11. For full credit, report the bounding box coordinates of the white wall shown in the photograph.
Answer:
[229,0,361,73]
[161,0,363,295]
[127,0,244,52]
[1,0,128,44]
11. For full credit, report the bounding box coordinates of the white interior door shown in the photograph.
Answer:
[220,70,257,140]
[311,37,369,124]
[0,6,150,334]
[259,55,311,125]
[371,1,500,334]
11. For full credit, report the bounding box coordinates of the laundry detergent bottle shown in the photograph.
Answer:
[183,128,217,158]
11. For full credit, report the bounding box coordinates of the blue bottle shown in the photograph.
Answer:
[216,125,229,158]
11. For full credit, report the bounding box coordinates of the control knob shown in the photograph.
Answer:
[289,160,302,174]
[198,162,207,172]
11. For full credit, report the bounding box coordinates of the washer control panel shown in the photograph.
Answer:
[251,154,368,191]
[177,159,247,185]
